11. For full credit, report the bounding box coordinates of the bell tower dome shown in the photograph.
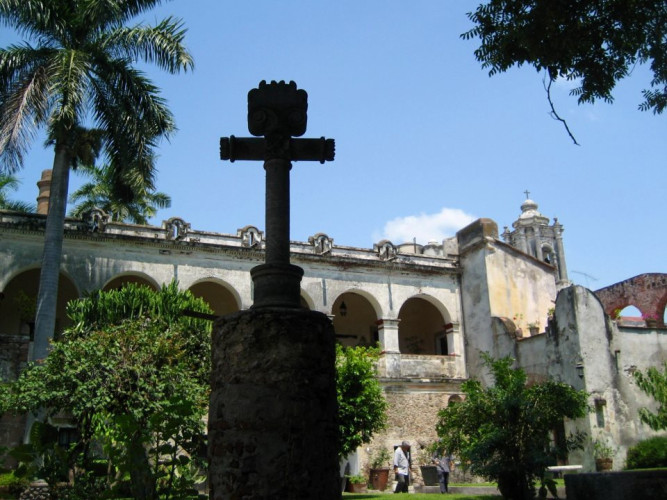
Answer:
[501,193,570,287]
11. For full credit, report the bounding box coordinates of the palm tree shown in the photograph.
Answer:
[0,0,193,361]
[69,161,172,224]
[0,172,35,212]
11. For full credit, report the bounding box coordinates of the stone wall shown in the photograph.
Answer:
[565,470,667,500]
[362,384,471,485]
[595,273,667,324]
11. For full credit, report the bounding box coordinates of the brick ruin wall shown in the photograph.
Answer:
[595,273,667,324]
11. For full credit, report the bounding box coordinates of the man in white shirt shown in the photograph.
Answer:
[393,441,411,493]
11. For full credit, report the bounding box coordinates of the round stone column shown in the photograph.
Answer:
[208,308,339,499]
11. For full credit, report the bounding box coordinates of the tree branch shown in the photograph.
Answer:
[544,75,580,146]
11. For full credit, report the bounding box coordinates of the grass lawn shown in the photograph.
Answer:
[343,495,502,499]
[341,479,565,498]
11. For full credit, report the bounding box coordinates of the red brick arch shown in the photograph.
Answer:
[595,273,667,327]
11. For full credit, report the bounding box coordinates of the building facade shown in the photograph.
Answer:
[1,191,665,481]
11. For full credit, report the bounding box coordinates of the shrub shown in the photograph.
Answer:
[436,353,589,500]
[625,436,667,469]
[0,471,29,496]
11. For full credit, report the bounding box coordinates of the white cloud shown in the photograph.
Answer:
[375,207,477,245]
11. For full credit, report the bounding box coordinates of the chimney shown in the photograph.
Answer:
[36,169,52,215]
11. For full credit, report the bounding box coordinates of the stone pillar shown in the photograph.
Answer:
[36,170,52,215]
[209,309,339,500]
[378,318,400,378]
[516,227,527,254]
[535,226,544,261]
[553,219,569,284]
[250,157,304,309]
[446,322,461,356]
[264,158,291,265]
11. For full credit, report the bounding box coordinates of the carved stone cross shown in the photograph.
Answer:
[220,80,335,308]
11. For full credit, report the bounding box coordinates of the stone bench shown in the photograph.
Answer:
[547,465,583,478]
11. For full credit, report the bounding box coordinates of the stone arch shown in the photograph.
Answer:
[102,273,159,292]
[188,278,242,316]
[331,290,382,347]
[397,295,449,355]
[541,243,555,265]
[0,263,41,292]
[448,394,464,405]
[595,273,667,327]
[0,267,79,343]
[300,290,314,311]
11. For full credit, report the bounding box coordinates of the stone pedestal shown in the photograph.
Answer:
[208,308,339,500]
[251,263,304,308]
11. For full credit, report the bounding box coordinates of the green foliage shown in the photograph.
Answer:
[0,0,194,366]
[68,162,172,224]
[625,436,667,469]
[593,439,614,459]
[0,173,34,212]
[462,0,667,114]
[633,362,667,430]
[436,353,588,500]
[0,0,194,173]
[336,344,388,458]
[0,470,28,496]
[369,447,392,469]
[346,473,367,485]
[1,282,211,499]
[9,421,70,491]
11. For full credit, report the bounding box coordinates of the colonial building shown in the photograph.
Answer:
[1,175,665,481]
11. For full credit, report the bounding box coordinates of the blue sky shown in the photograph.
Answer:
[2,1,665,290]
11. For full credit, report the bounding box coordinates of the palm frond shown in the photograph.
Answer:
[0,0,65,42]
[102,17,194,73]
[0,47,53,171]
[2,199,36,212]
[0,171,35,212]
[81,0,166,30]
[69,161,171,224]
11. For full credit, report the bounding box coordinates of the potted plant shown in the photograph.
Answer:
[642,313,659,328]
[593,439,614,471]
[368,447,392,491]
[346,474,367,493]
[416,443,439,486]
[527,321,539,335]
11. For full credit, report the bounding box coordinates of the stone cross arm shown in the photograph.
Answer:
[220,136,335,164]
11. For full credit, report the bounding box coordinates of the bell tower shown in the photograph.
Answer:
[501,193,570,287]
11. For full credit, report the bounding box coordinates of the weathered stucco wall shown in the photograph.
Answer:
[485,243,557,335]
[457,218,558,384]
[535,286,667,471]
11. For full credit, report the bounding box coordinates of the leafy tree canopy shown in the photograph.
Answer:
[436,353,588,500]
[633,361,667,431]
[336,344,388,458]
[1,282,212,499]
[463,1,667,117]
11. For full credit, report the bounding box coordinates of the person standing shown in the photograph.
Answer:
[434,451,453,493]
[393,441,411,493]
